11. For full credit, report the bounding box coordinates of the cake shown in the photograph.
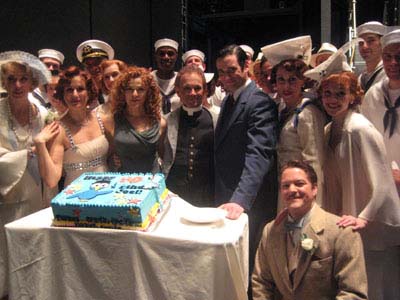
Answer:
[51,172,169,230]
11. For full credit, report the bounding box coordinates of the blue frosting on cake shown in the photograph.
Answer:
[51,172,167,229]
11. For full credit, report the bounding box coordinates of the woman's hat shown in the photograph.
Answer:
[261,36,312,66]
[304,41,355,84]
[0,51,51,86]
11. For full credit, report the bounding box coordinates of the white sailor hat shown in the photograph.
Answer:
[357,21,387,37]
[204,72,215,83]
[38,49,65,64]
[381,29,400,49]
[154,38,179,52]
[310,43,337,67]
[76,39,114,63]
[182,49,205,63]
[0,51,51,86]
[304,53,351,84]
[255,52,264,61]
[261,35,312,66]
[304,42,353,84]
[240,45,255,59]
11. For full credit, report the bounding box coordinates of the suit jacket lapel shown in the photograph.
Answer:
[270,221,293,294]
[167,108,180,162]
[215,81,255,148]
[293,205,324,290]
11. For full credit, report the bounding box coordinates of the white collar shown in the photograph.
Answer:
[182,105,202,116]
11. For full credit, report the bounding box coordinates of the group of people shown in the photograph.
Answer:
[0,19,399,300]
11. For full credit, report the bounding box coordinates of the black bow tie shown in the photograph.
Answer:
[383,96,400,138]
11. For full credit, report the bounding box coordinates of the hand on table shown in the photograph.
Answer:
[337,215,368,231]
[218,202,244,220]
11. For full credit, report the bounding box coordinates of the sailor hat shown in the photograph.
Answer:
[310,43,337,67]
[76,39,114,63]
[38,49,65,64]
[240,45,255,59]
[357,21,387,37]
[182,49,205,63]
[154,38,179,51]
[204,72,215,83]
[261,35,312,66]
[381,29,400,49]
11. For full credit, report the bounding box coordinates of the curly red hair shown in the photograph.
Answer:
[319,71,364,107]
[55,65,97,105]
[111,66,161,121]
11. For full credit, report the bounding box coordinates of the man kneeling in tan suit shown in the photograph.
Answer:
[252,160,368,300]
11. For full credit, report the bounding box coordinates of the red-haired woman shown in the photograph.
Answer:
[321,71,400,300]
[97,59,127,115]
[104,66,166,173]
[34,66,109,187]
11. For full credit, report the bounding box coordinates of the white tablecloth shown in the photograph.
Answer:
[5,197,249,300]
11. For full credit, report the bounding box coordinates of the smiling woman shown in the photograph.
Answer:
[34,66,110,188]
[271,58,327,211]
[102,66,166,173]
[320,71,400,299]
[0,51,51,298]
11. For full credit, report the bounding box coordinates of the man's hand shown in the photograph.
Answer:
[218,202,244,220]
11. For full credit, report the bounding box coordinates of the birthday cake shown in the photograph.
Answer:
[51,172,169,230]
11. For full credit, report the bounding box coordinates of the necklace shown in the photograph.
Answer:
[67,113,90,127]
[6,98,33,143]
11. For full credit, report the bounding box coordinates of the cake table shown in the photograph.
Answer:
[5,196,248,300]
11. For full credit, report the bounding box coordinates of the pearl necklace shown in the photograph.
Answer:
[6,98,33,144]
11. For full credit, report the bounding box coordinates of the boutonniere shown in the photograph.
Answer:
[45,110,60,124]
[301,234,317,252]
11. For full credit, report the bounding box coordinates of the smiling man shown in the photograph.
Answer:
[357,21,387,92]
[214,45,278,287]
[151,38,180,114]
[252,160,368,300]
[162,65,218,207]
[362,29,400,199]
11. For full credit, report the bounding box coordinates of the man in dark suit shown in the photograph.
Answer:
[215,44,278,275]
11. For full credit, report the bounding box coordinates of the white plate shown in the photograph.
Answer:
[181,207,227,224]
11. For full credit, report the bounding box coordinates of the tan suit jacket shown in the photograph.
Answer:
[252,204,368,300]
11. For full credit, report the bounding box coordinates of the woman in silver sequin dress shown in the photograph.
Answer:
[34,66,109,187]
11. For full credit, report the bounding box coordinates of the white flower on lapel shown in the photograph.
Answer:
[301,234,316,251]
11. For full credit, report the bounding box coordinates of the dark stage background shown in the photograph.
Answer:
[0,0,387,71]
